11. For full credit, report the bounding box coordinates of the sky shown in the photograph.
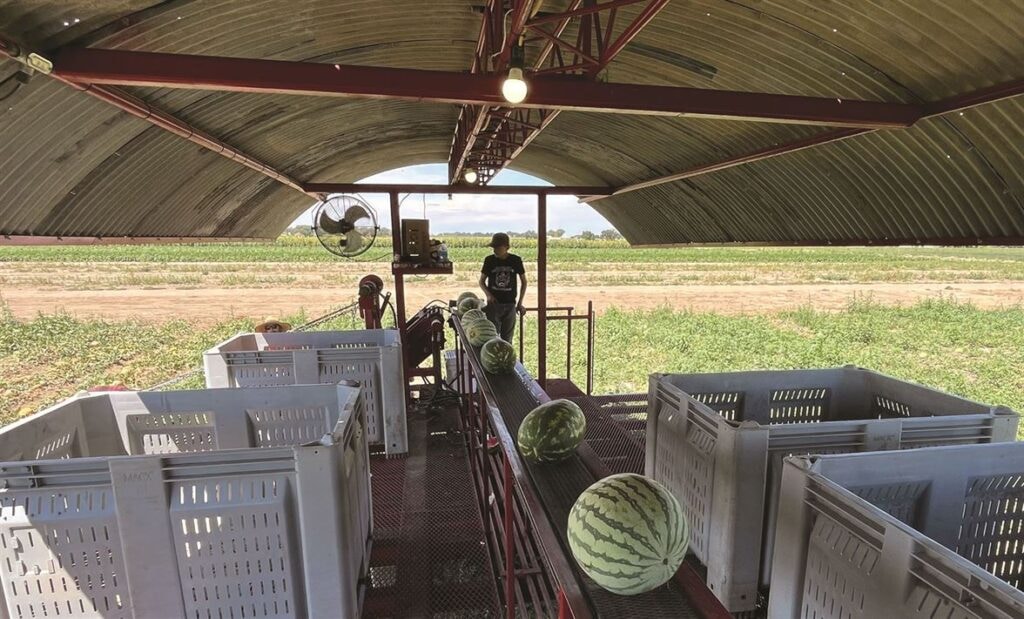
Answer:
[290,164,615,235]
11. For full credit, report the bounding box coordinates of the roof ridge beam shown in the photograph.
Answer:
[50,48,922,129]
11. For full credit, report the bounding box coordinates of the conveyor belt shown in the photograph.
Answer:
[463,342,701,618]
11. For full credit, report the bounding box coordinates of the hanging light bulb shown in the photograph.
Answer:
[464,169,478,184]
[502,44,528,104]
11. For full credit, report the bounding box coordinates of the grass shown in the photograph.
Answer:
[3,237,1024,290]
[2,235,1023,271]
[0,303,370,420]
[4,299,1022,438]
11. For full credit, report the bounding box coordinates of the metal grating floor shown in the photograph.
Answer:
[545,380,648,476]
[363,403,500,618]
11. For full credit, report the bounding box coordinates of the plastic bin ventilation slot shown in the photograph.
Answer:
[771,443,1024,618]
[645,366,1020,612]
[204,329,408,454]
[0,385,372,619]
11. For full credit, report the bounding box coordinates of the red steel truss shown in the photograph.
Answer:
[448,0,671,185]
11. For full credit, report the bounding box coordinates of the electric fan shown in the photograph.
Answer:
[312,195,379,258]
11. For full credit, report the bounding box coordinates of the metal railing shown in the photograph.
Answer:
[517,302,596,394]
[452,317,592,619]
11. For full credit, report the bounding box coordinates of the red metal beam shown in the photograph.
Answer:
[0,235,270,246]
[527,0,648,27]
[0,39,320,202]
[451,0,674,184]
[585,77,1024,202]
[51,48,921,128]
[303,182,611,196]
[580,128,869,202]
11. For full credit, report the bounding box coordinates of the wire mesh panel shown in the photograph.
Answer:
[363,399,500,618]
[646,366,1020,612]
[770,443,1024,618]
[205,329,407,454]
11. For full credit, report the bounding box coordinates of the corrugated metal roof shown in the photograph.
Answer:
[0,0,1021,243]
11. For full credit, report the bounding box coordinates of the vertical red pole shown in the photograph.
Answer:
[390,191,407,332]
[518,310,525,361]
[537,194,547,389]
[586,300,594,395]
[566,309,573,381]
[503,457,516,619]
[557,588,571,619]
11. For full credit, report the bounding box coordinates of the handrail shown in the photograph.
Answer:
[452,317,593,619]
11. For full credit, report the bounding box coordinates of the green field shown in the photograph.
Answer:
[3,299,1023,436]
[2,239,1023,436]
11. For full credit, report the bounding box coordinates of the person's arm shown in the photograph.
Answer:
[479,272,496,304]
[516,257,528,313]
[517,273,528,314]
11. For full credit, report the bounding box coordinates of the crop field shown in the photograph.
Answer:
[2,238,1023,435]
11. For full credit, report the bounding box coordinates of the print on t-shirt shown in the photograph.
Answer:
[482,254,525,304]
[493,266,514,292]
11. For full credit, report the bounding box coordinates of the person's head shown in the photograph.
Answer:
[488,232,511,258]
[255,318,291,333]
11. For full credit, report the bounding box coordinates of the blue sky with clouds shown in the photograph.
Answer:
[291,164,615,235]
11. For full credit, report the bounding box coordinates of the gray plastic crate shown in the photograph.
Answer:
[770,443,1024,618]
[204,329,408,454]
[0,384,372,619]
[645,366,1019,611]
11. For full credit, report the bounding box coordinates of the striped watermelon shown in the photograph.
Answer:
[467,320,498,347]
[517,399,586,463]
[457,296,484,317]
[480,337,516,374]
[457,291,480,305]
[568,474,688,595]
[460,308,487,325]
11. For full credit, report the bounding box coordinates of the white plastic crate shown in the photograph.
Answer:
[444,349,477,395]
[0,384,372,619]
[204,329,408,454]
[770,443,1024,618]
[645,366,1020,611]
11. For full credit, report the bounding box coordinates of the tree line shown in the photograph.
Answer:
[285,226,622,240]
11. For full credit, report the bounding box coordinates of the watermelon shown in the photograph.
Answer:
[457,291,480,305]
[467,320,498,347]
[457,296,484,317]
[568,474,688,595]
[480,337,516,374]
[517,399,586,463]
[461,308,487,325]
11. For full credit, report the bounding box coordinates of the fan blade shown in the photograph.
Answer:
[318,209,345,235]
[343,204,370,225]
[342,229,365,253]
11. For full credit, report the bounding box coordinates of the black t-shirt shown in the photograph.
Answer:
[481,254,525,304]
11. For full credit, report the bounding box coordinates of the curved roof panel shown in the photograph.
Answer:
[0,0,1021,244]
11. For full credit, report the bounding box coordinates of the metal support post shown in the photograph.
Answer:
[503,456,517,619]
[586,301,595,395]
[389,191,407,332]
[537,194,547,388]
[557,588,571,619]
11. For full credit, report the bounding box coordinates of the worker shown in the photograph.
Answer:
[255,317,291,333]
[479,232,527,342]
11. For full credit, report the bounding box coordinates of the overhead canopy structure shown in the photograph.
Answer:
[0,0,1021,245]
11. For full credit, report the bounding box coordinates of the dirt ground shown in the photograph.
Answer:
[4,282,1023,325]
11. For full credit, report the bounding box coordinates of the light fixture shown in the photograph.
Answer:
[446,193,455,204]
[502,44,528,104]
[464,169,478,184]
